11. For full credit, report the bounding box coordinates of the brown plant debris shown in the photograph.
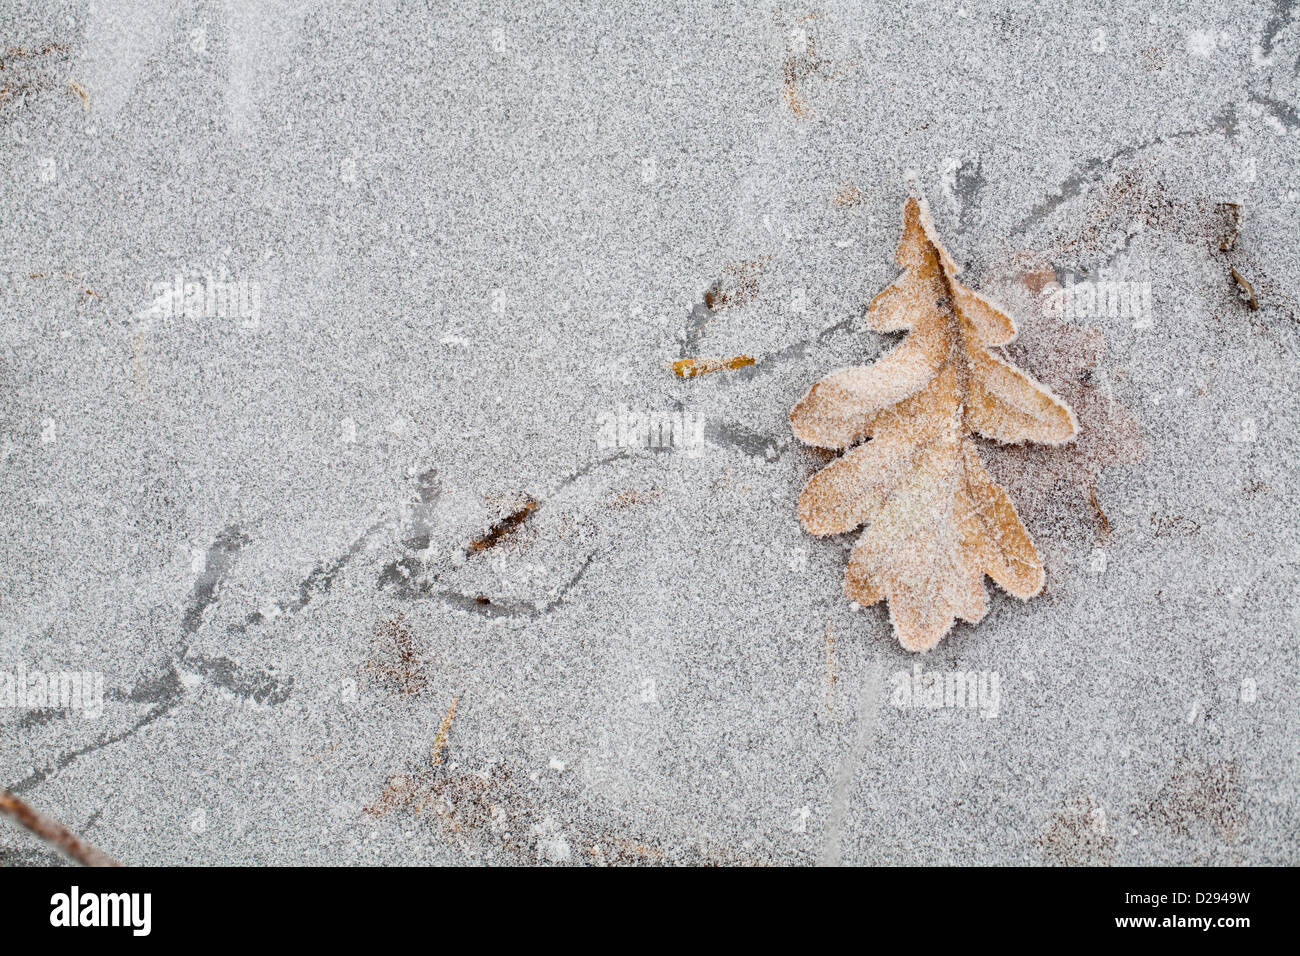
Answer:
[1229,266,1259,311]
[1216,203,1259,311]
[704,257,769,312]
[832,182,863,209]
[584,835,667,865]
[791,195,1079,652]
[468,498,538,554]
[1034,793,1115,866]
[2,43,67,58]
[1040,173,1273,322]
[363,740,549,860]
[778,14,833,120]
[1216,201,1241,253]
[430,695,458,766]
[608,488,663,509]
[673,355,756,378]
[680,258,768,367]
[1088,488,1111,537]
[1140,46,1169,71]
[1039,175,1272,321]
[24,270,101,300]
[1138,759,1242,842]
[366,612,429,696]
[363,699,457,819]
[0,789,120,867]
[0,44,71,110]
[67,79,88,109]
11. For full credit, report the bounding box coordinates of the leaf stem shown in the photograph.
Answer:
[0,789,121,867]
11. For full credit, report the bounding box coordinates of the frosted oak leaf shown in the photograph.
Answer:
[791,196,1078,652]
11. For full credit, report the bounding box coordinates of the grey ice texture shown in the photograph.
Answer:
[0,0,1297,866]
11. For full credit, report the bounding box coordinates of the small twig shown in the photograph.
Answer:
[467,498,537,554]
[1229,266,1259,311]
[1216,202,1261,311]
[430,695,458,766]
[0,790,121,866]
[1088,488,1112,536]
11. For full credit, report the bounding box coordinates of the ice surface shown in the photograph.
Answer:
[0,0,1296,865]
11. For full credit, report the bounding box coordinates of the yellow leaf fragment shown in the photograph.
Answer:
[67,79,88,109]
[673,355,756,378]
[430,695,458,766]
[791,195,1079,652]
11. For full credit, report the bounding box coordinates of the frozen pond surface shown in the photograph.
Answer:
[1,0,1297,864]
